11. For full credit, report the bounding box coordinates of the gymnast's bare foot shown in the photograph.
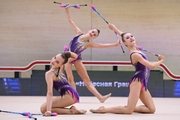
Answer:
[90,106,105,113]
[70,106,87,114]
[99,93,111,103]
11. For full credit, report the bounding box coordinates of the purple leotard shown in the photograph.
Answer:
[64,34,89,63]
[52,69,79,102]
[129,52,150,90]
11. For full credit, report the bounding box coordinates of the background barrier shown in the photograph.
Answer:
[0,60,180,80]
[0,70,180,97]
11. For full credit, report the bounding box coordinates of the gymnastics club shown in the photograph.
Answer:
[31,112,58,116]
[54,1,87,9]
[0,110,37,120]
[90,5,125,53]
[27,112,57,120]
[137,46,159,57]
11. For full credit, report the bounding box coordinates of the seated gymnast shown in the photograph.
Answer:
[90,23,165,114]
[40,51,86,116]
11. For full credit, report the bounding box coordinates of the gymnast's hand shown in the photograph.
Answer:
[65,4,71,9]
[116,40,121,46]
[158,55,164,61]
[44,111,52,116]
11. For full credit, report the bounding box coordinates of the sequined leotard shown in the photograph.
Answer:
[129,52,150,90]
[64,34,89,63]
[52,69,79,102]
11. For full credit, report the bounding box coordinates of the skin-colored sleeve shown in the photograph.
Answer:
[85,40,120,48]
[131,53,164,70]
[65,5,82,36]
[108,23,123,36]
[45,71,54,112]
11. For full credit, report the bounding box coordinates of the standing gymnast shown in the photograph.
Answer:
[40,51,86,116]
[90,23,165,114]
[63,5,121,103]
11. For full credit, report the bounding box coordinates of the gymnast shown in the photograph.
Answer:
[90,23,165,114]
[40,51,86,116]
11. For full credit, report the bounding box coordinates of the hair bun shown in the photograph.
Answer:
[64,52,71,59]
[61,52,71,64]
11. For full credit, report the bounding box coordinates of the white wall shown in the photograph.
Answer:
[0,0,179,78]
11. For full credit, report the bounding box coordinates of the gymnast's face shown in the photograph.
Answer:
[123,33,136,47]
[88,29,99,39]
[50,54,64,68]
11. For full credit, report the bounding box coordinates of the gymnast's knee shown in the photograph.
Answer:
[40,104,46,114]
[149,107,156,114]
